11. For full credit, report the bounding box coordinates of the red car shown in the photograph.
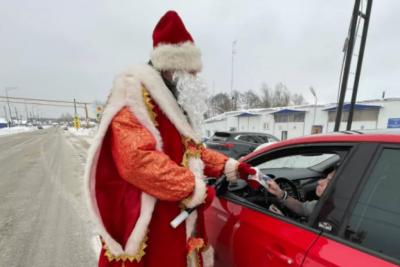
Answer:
[204,133,400,267]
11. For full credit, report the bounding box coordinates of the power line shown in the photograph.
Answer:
[0,95,92,105]
[0,99,87,108]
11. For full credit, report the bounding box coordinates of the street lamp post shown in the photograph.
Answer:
[230,40,237,110]
[309,86,317,128]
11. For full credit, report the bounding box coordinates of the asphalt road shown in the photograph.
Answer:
[0,128,97,267]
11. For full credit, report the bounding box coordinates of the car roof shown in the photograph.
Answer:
[241,133,400,161]
[214,131,272,136]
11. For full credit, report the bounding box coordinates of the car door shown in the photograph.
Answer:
[204,143,355,267]
[303,144,400,267]
[204,191,321,267]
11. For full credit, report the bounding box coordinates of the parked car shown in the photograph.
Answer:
[205,131,279,159]
[204,133,400,267]
[253,140,278,151]
[37,125,43,129]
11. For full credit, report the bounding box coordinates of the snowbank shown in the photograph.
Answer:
[68,127,97,137]
[0,126,36,136]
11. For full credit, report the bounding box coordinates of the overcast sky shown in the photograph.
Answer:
[0,0,399,117]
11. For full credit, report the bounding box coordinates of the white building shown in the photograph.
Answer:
[203,98,400,140]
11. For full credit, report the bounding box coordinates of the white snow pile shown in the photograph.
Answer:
[68,127,96,136]
[0,126,36,136]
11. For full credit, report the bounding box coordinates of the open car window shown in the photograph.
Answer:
[223,145,351,225]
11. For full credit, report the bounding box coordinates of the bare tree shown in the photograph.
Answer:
[272,82,291,107]
[260,83,273,108]
[206,82,308,117]
[291,93,307,105]
[209,93,232,115]
[231,90,243,111]
[242,89,262,109]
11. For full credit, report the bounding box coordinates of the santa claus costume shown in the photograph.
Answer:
[85,11,254,267]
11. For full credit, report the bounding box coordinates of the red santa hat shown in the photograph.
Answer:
[150,10,202,72]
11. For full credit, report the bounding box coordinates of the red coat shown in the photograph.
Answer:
[85,65,230,267]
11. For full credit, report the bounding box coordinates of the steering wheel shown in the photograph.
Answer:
[274,177,301,200]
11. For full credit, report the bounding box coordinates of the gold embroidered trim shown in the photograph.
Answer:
[104,235,148,263]
[181,136,203,167]
[187,237,205,267]
[142,87,158,126]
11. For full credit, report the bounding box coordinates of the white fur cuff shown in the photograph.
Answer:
[183,177,207,208]
[224,158,239,182]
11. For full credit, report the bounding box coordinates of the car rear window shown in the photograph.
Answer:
[237,135,263,144]
[210,132,231,142]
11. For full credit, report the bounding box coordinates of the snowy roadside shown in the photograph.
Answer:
[67,127,97,144]
[0,126,37,136]
[64,127,101,257]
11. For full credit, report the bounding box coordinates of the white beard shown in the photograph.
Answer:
[173,71,208,140]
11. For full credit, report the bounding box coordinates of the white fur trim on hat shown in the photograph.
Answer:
[224,158,239,182]
[151,41,202,72]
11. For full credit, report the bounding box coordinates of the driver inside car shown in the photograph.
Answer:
[264,169,336,217]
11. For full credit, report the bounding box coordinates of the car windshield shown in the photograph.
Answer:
[257,153,338,169]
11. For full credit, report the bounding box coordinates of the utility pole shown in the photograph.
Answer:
[347,0,373,130]
[84,103,89,128]
[5,87,17,125]
[230,40,237,110]
[334,0,373,131]
[14,107,19,125]
[334,0,361,131]
[3,106,9,127]
[24,102,29,122]
[73,98,78,117]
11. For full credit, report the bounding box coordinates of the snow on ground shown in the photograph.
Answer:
[67,127,97,137]
[67,127,97,144]
[0,126,36,136]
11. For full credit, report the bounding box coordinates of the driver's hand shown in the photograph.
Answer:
[266,179,284,199]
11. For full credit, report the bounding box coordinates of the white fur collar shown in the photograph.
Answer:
[110,65,200,143]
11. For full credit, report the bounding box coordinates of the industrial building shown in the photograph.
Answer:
[203,98,400,140]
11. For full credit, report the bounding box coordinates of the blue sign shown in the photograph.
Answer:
[388,118,400,128]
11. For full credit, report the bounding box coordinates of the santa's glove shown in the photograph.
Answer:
[238,162,257,179]
[224,159,257,182]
